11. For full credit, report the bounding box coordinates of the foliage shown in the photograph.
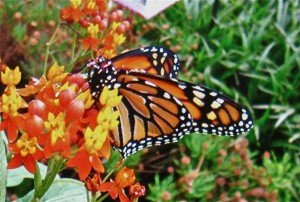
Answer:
[147,135,300,201]
[0,1,142,202]
[134,0,300,201]
[136,0,300,155]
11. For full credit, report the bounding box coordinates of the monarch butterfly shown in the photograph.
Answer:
[87,46,253,158]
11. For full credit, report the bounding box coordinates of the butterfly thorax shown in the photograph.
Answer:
[87,56,119,99]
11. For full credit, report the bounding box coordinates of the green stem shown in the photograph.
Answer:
[33,162,42,194]
[43,45,50,75]
[43,23,62,75]
[96,193,109,202]
[86,190,90,202]
[102,161,124,183]
[102,168,115,182]
[41,159,64,193]
[33,158,65,200]
[70,24,78,62]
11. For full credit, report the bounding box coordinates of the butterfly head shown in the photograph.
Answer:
[87,56,119,99]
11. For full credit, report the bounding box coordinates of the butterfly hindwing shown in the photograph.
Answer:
[111,46,181,78]
[124,72,253,136]
[111,71,192,157]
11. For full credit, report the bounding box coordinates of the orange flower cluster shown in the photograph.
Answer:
[61,0,130,58]
[0,64,145,201]
[0,64,118,177]
[85,167,145,202]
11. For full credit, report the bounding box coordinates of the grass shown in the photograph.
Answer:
[136,0,300,158]
[134,0,300,200]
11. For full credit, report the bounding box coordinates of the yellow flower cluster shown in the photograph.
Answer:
[45,112,66,146]
[1,66,21,86]
[101,22,126,58]
[111,22,126,46]
[70,0,82,9]
[0,66,25,117]
[84,86,122,154]
[76,89,94,109]
[47,63,69,83]
[17,133,38,157]
[87,23,99,38]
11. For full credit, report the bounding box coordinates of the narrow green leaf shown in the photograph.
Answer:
[0,135,7,201]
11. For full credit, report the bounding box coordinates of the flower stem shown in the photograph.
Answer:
[33,162,42,193]
[70,24,78,62]
[33,157,65,200]
[96,193,109,202]
[43,23,62,75]
[102,161,123,182]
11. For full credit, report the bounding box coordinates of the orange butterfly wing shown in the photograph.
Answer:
[111,46,180,77]
[125,72,253,137]
[111,72,192,157]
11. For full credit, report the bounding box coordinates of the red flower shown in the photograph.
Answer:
[85,173,102,193]
[67,149,104,180]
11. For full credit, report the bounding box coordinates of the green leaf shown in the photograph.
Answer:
[187,173,215,199]
[7,163,59,187]
[0,134,7,200]
[19,179,90,202]
[12,24,27,42]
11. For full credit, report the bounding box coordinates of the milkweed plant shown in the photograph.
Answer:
[1,1,144,201]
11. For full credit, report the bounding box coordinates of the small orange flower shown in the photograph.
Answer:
[67,149,105,180]
[98,22,126,58]
[67,125,108,180]
[41,112,71,158]
[99,167,136,202]
[79,37,100,50]
[17,76,48,96]
[8,133,44,173]
[115,167,136,188]
[95,0,107,12]
[60,0,84,22]
[0,117,20,142]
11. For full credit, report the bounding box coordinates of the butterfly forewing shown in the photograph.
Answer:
[112,71,192,157]
[111,46,180,78]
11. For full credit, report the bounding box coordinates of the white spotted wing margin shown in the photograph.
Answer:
[182,83,253,137]
[111,71,193,158]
